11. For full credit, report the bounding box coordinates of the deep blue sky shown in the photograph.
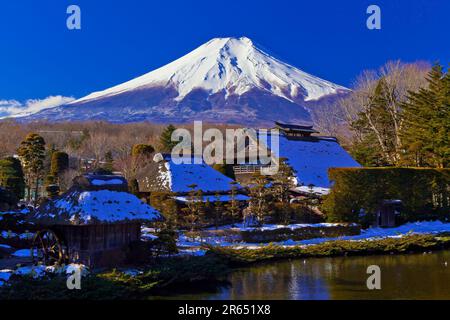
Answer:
[0,0,448,101]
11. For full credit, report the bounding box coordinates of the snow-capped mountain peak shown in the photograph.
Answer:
[72,36,347,104]
[22,37,349,126]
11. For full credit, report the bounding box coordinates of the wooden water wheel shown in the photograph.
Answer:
[31,229,67,266]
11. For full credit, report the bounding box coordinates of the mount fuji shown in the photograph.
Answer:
[22,37,349,126]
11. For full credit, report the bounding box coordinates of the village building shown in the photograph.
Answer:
[28,173,161,268]
[374,199,402,228]
[138,153,249,204]
[233,121,361,191]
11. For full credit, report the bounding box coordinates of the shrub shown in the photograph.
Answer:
[131,144,155,157]
[50,151,69,177]
[0,157,25,200]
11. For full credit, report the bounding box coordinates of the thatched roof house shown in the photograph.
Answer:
[138,153,244,196]
[28,173,161,267]
[233,123,361,188]
[30,173,160,226]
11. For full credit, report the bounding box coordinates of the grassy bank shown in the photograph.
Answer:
[0,255,229,300]
[206,234,450,265]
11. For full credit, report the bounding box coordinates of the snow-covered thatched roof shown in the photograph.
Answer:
[30,188,161,226]
[259,132,360,188]
[139,153,241,194]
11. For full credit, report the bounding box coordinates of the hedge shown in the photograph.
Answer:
[322,168,450,224]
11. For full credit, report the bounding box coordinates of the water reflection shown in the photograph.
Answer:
[169,251,450,300]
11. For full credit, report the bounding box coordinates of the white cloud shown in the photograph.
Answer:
[0,95,75,119]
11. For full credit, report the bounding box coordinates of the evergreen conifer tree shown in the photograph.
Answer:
[17,133,46,204]
[401,64,449,167]
[159,125,178,152]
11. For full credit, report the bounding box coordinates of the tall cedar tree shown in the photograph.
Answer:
[401,64,450,168]
[17,133,46,203]
[0,157,25,200]
[159,125,178,152]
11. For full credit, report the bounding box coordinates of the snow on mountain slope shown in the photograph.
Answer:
[73,37,346,104]
[22,37,349,125]
[0,96,74,119]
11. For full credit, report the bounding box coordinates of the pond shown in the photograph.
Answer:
[164,250,450,300]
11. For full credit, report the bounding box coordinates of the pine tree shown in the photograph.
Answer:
[213,193,224,229]
[183,184,204,234]
[271,158,295,224]
[17,133,46,204]
[159,124,178,152]
[149,191,179,229]
[247,174,272,227]
[401,64,450,167]
[226,181,240,226]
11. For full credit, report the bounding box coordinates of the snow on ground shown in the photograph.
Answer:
[0,230,18,238]
[122,269,144,277]
[0,231,34,240]
[293,186,330,196]
[174,194,249,203]
[14,265,47,278]
[0,269,13,285]
[236,221,450,248]
[12,249,34,257]
[205,222,357,232]
[175,221,450,253]
[141,227,160,241]
[66,263,89,277]
[33,190,161,224]
[91,179,124,186]
[0,264,90,286]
